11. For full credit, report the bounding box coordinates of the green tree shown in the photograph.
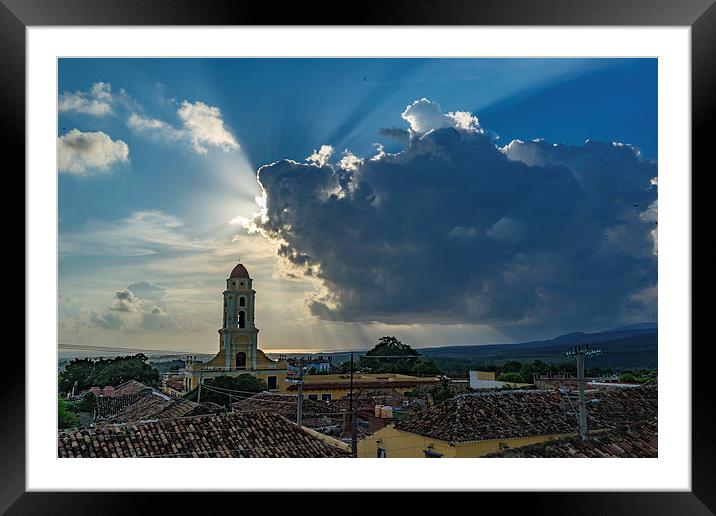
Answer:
[58,358,96,393]
[429,378,453,404]
[92,354,160,388]
[339,360,357,373]
[360,336,420,373]
[58,397,80,430]
[497,372,523,383]
[502,361,522,373]
[74,392,98,414]
[184,374,267,404]
[414,359,442,376]
[517,359,553,383]
[59,354,160,393]
[619,373,639,383]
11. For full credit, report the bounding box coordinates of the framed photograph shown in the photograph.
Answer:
[5,0,709,512]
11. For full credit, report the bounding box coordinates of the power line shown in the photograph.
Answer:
[60,343,596,361]
[58,343,208,355]
[196,384,287,397]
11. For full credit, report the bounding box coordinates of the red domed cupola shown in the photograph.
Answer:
[229,263,251,279]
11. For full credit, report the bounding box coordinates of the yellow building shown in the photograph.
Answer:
[474,371,496,381]
[360,425,576,458]
[358,389,580,458]
[468,370,533,390]
[184,262,289,393]
[286,373,440,401]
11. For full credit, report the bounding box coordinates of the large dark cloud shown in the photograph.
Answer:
[379,127,410,143]
[254,101,657,328]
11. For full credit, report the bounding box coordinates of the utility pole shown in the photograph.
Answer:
[575,350,587,440]
[197,368,204,403]
[296,358,304,426]
[350,351,357,457]
[565,345,602,440]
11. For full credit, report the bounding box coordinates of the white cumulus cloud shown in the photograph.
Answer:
[127,112,182,140]
[177,101,239,154]
[58,82,115,116]
[306,145,334,166]
[127,101,239,155]
[58,129,129,175]
[401,98,482,135]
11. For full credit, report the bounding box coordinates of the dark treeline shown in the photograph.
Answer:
[58,353,161,393]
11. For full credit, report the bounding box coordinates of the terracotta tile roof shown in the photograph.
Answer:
[393,382,657,444]
[114,380,154,396]
[100,392,204,423]
[96,393,149,418]
[229,263,250,279]
[329,389,411,412]
[287,374,439,391]
[165,378,185,391]
[584,381,658,430]
[58,412,349,458]
[231,392,337,420]
[198,402,226,413]
[102,386,116,397]
[157,399,211,420]
[485,417,658,458]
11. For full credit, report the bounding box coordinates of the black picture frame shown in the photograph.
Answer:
[3,0,708,513]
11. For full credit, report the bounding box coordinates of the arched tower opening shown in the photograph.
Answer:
[235,352,246,369]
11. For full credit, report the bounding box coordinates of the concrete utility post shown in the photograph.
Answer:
[575,351,587,440]
[297,358,304,426]
[565,345,602,441]
[197,368,204,404]
[350,351,357,457]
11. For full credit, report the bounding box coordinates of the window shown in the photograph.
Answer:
[308,394,319,401]
[239,296,246,307]
[267,376,278,390]
[424,450,443,458]
[321,393,332,401]
[235,352,246,369]
[377,448,387,458]
[238,311,246,328]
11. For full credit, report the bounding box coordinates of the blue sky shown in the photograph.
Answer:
[58,58,657,353]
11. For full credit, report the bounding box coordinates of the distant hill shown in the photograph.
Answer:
[416,330,657,370]
[273,325,657,371]
[609,322,658,331]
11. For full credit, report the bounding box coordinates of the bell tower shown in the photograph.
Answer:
[219,262,259,371]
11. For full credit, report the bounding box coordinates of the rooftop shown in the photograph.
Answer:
[485,417,658,458]
[231,392,337,421]
[287,373,439,391]
[114,379,154,397]
[99,391,209,424]
[393,382,657,444]
[329,388,412,412]
[58,412,349,458]
[229,263,250,279]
